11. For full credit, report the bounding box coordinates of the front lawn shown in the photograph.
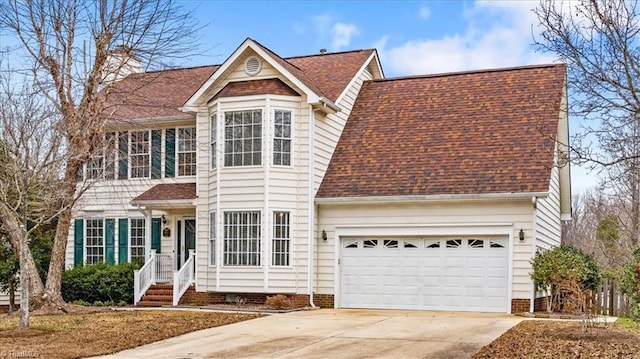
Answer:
[0,309,262,359]
[472,318,640,358]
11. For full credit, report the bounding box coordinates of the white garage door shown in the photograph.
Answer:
[341,237,509,312]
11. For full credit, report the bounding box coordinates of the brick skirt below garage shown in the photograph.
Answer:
[178,288,335,308]
[511,297,550,313]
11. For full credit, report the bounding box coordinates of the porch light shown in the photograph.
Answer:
[518,229,525,241]
[322,230,328,241]
[161,214,167,225]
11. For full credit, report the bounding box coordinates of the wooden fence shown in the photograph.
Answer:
[593,279,633,317]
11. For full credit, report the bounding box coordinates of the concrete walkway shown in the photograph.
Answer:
[92,309,523,359]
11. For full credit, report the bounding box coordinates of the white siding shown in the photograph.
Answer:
[535,162,562,250]
[317,200,537,302]
[0,290,19,306]
[314,68,374,191]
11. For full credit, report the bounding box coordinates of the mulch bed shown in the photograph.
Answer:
[472,320,640,358]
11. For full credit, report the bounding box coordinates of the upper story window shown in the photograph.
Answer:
[177,127,196,176]
[273,110,292,166]
[224,110,262,167]
[130,130,150,178]
[85,132,116,180]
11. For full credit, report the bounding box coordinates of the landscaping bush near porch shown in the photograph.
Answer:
[62,262,141,306]
[620,249,640,319]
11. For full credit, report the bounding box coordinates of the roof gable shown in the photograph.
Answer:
[317,64,567,199]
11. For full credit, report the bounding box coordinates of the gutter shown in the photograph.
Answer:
[317,97,341,113]
[315,192,550,205]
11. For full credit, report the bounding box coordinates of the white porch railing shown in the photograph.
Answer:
[134,249,157,305]
[173,250,195,306]
[156,254,173,283]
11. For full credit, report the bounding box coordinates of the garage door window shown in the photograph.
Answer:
[446,239,462,248]
[363,240,378,248]
[383,240,398,248]
[344,240,358,248]
[468,239,484,248]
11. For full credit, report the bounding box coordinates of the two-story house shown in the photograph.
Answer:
[66,38,570,314]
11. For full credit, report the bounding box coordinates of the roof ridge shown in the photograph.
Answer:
[371,63,565,83]
[285,48,375,60]
[141,64,220,75]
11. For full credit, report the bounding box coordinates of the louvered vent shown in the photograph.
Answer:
[244,56,262,76]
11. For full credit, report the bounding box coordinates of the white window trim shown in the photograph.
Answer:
[176,126,197,177]
[222,108,264,168]
[222,210,262,267]
[272,109,294,168]
[270,210,292,268]
[84,218,105,265]
[129,130,151,179]
[129,217,146,262]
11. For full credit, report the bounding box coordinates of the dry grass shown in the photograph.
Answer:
[473,319,640,358]
[0,308,262,359]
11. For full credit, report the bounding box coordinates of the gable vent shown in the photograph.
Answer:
[244,56,262,76]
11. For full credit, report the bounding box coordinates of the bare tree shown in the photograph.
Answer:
[0,0,200,312]
[535,0,640,168]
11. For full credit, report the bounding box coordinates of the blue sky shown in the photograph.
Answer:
[181,0,595,193]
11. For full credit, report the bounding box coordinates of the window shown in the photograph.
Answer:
[177,127,196,176]
[446,239,462,248]
[130,131,150,178]
[86,149,104,180]
[223,211,261,266]
[468,239,484,248]
[383,239,398,248]
[85,219,104,264]
[224,110,262,166]
[363,239,378,248]
[209,212,216,266]
[426,239,441,248]
[210,114,217,169]
[273,110,291,166]
[272,211,290,266]
[130,219,145,261]
[85,132,116,180]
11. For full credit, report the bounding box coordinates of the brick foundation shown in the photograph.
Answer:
[534,296,550,312]
[511,298,530,313]
[178,288,335,309]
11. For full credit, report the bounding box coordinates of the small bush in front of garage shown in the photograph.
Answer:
[62,261,142,306]
[265,294,293,310]
[530,244,601,313]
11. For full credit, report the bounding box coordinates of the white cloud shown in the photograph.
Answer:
[331,22,359,51]
[376,0,557,76]
[418,6,431,20]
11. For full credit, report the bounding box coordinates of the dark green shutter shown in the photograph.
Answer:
[165,129,175,178]
[151,130,162,179]
[105,218,115,265]
[152,218,161,253]
[118,218,129,263]
[118,131,128,179]
[73,219,84,266]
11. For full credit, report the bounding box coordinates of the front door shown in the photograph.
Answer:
[177,218,196,269]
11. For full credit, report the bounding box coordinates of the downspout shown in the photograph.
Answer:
[308,105,317,308]
[530,196,538,313]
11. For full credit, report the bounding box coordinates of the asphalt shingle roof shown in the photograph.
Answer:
[132,183,196,202]
[316,64,566,198]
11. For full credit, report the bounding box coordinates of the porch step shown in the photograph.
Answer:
[137,284,173,307]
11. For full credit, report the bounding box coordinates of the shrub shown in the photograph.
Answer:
[620,250,640,320]
[265,294,292,310]
[62,261,141,305]
[530,244,602,313]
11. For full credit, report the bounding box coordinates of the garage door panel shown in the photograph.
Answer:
[341,236,509,312]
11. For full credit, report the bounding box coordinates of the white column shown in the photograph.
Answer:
[146,208,153,259]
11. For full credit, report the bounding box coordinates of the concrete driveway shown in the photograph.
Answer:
[94,309,523,359]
